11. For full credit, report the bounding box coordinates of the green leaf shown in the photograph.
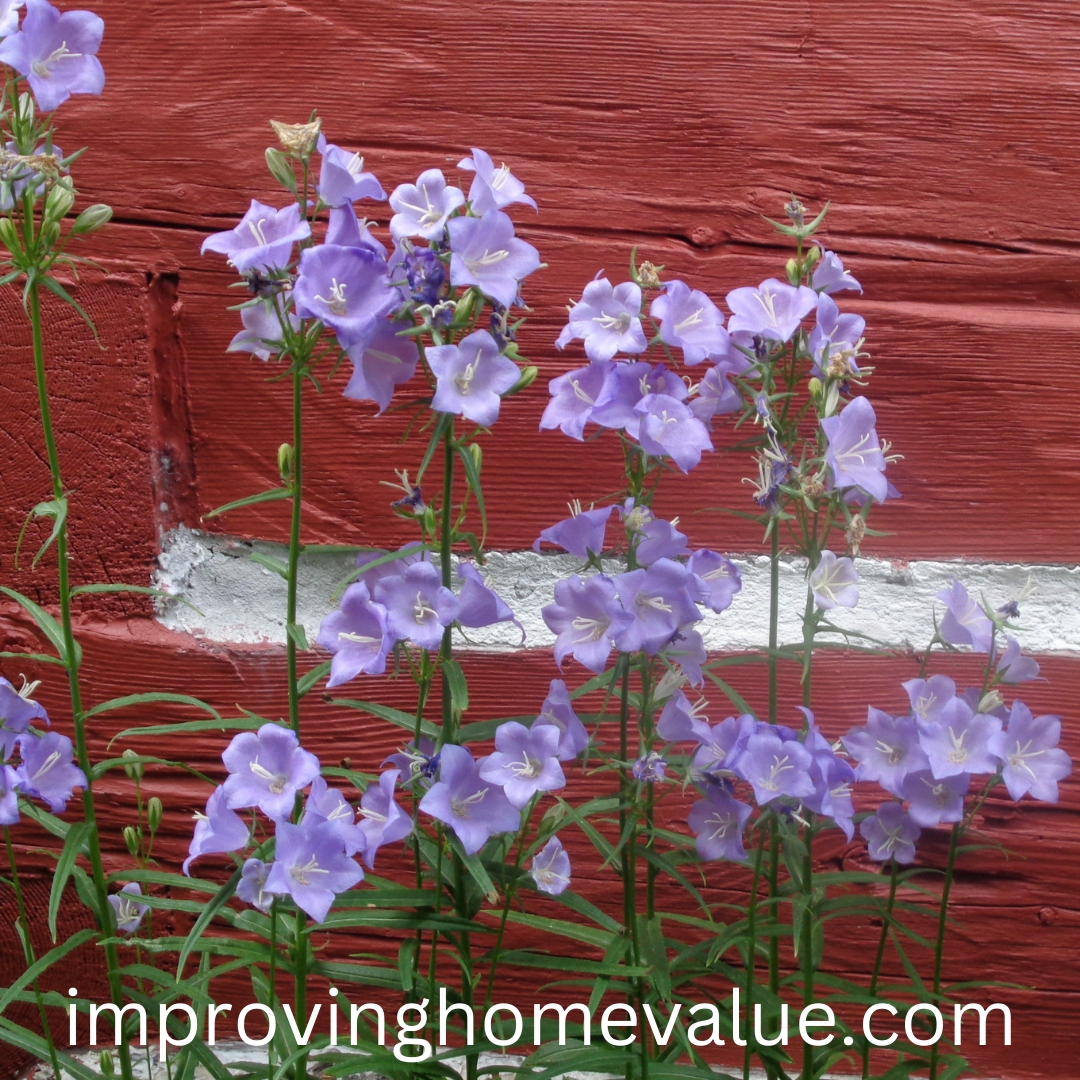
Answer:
[69,582,204,615]
[286,621,309,651]
[39,272,102,345]
[47,821,91,942]
[0,928,96,1015]
[86,691,222,721]
[703,669,755,716]
[0,585,78,666]
[455,441,487,544]
[205,486,291,519]
[248,551,289,579]
[442,658,469,716]
[0,650,65,666]
[415,412,454,486]
[0,1015,100,1080]
[297,660,332,698]
[331,698,438,741]
[29,496,67,569]
[175,867,242,979]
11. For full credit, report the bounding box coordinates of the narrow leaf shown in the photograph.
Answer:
[205,486,291,519]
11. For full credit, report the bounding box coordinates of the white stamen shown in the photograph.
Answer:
[31,42,82,80]
[314,277,348,316]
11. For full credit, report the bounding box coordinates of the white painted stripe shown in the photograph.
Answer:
[153,526,1080,656]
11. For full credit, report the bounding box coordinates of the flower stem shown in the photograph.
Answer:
[928,823,960,1080]
[800,824,816,1080]
[768,527,779,724]
[862,858,898,1080]
[742,823,767,1080]
[286,367,304,738]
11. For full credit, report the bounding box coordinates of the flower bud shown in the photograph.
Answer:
[43,182,76,223]
[541,801,567,827]
[453,287,478,325]
[0,216,21,256]
[121,748,144,781]
[978,690,1005,714]
[807,377,823,399]
[70,203,112,236]
[98,1049,115,1077]
[804,246,822,270]
[785,257,800,287]
[38,221,59,251]
[123,825,140,857]
[265,147,298,194]
[16,91,33,126]
[504,365,538,397]
[146,796,163,833]
[278,442,294,480]
[468,442,482,471]
[270,118,321,159]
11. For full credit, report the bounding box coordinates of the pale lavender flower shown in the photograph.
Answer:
[343,320,419,414]
[539,361,616,440]
[201,200,310,273]
[419,744,520,854]
[690,714,758,780]
[184,786,251,875]
[812,250,862,294]
[635,517,689,566]
[860,802,919,863]
[355,543,429,590]
[355,769,412,867]
[0,763,18,825]
[447,210,541,308]
[458,148,536,215]
[987,701,1071,802]
[726,278,816,343]
[936,579,994,653]
[902,675,957,726]
[650,280,727,365]
[0,0,23,37]
[316,582,391,689]
[389,169,465,240]
[237,858,275,913]
[264,819,364,923]
[687,550,742,614]
[634,394,713,473]
[632,751,667,783]
[15,731,85,812]
[731,728,814,805]
[227,301,298,362]
[534,502,614,559]
[426,329,520,427]
[480,722,565,808]
[655,689,710,744]
[996,637,1041,684]
[542,573,633,673]
[303,775,365,856]
[807,293,865,378]
[902,770,969,828]
[374,562,459,651]
[841,709,929,797]
[821,396,888,503]
[108,883,148,934]
[809,550,859,609]
[457,562,523,639]
[0,0,103,113]
[613,559,700,655]
[221,724,320,823]
[530,835,571,895]
[918,696,1002,779]
[326,202,387,256]
[688,789,752,862]
[690,359,747,426]
[317,134,385,207]
[593,364,688,436]
[0,677,48,759]
[555,276,647,361]
[804,752,856,840]
[532,679,589,760]
[661,624,708,686]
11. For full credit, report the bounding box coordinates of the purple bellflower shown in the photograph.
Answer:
[15,730,85,812]
[996,637,1041,684]
[650,280,728,365]
[690,359,747,427]
[457,562,523,639]
[632,751,667,782]
[446,209,541,308]
[655,689,711,744]
[860,802,919,863]
[555,276,647,362]
[731,728,815,805]
[987,701,1071,802]
[0,765,19,825]
[809,550,859,609]
[841,708,929,797]
[317,134,385,207]
[384,737,439,788]
[688,788,752,862]
[635,517,689,566]
[540,361,615,440]
[691,714,758,781]
[534,501,613,560]
[918,696,1002,779]
[237,858,275,913]
[227,301,298,362]
[303,775,365,856]
[374,562,459,651]
[0,677,48,759]
[687,549,742,614]
[343,320,419,415]
[317,581,391,688]
[902,675,957,726]
[221,724,320,823]
[327,202,387,256]
[0,0,103,114]
[458,148,536,215]
[201,201,310,273]
[804,752,856,840]
[426,329,520,427]
[821,396,889,503]
[391,242,447,306]
[530,835,571,895]
[533,679,590,760]
[726,278,816,343]
[355,769,412,867]
[902,770,969,828]
[264,819,364,923]
[613,559,701,655]
[661,624,708,687]
[419,744,520,854]
[634,394,713,473]
[0,1,23,38]
[355,543,429,590]
[936,579,994,653]
[389,169,465,240]
[184,786,251,875]
[480,721,565,808]
[108,883,148,934]
[812,250,862,294]
[808,293,865,378]
[542,573,633,673]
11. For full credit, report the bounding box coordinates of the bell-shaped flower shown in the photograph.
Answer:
[317,134,385,207]
[656,689,710,744]
[264,819,364,923]
[661,624,708,686]
[293,244,398,350]
[0,0,103,114]
[456,562,523,639]
[613,559,701,655]
[447,209,541,308]
[201,200,310,273]
[530,835,571,895]
[355,543,429,590]
[0,677,48,759]
[532,679,589,760]
[593,363,687,436]
[687,550,741,614]
[302,775,365,856]
[812,250,861,294]
[0,1,23,38]
[726,278,816,343]
[480,722,564,808]
[555,276,647,362]
[902,770,969,828]
[534,502,613,560]
[237,857,275,913]
[804,752,856,839]
[419,744,519,854]
[635,517,689,566]
[935,579,993,653]
[221,724,320,823]
[821,396,888,503]
[184,786,251,875]
[227,301,298,362]
[0,764,18,825]
[317,581,390,688]
[841,708,929,797]
[808,293,865,377]
[374,561,459,651]
[688,788,752,861]
[383,737,439,788]
[459,148,536,215]
[987,701,1071,802]
[634,394,713,473]
[902,675,956,726]
[809,550,859,609]
[918,697,1001,779]
[108,883,148,934]
[540,361,615,440]
[355,769,412,867]
[730,728,815,805]
[426,328,520,427]
[15,731,85,812]
[650,280,727,365]
[326,201,387,256]
[690,359,746,426]
[690,714,757,781]
[860,802,919,863]
[542,573,633,673]
[390,169,465,240]
[342,319,419,415]
[995,637,1040,684]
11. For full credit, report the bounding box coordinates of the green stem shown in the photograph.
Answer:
[483,805,532,1010]
[862,858,898,1080]
[267,899,278,1080]
[286,368,304,737]
[928,824,960,1080]
[743,824,767,1080]
[768,526,779,724]
[293,912,307,1080]
[800,825,815,1080]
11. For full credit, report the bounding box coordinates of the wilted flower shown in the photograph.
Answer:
[632,751,667,783]
[108,883,148,934]
[530,835,571,895]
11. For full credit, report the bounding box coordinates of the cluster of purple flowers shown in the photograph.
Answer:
[202,139,539,424]
[185,723,411,922]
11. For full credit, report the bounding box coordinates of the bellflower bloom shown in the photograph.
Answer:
[303,775,365,856]
[458,148,536,214]
[0,677,48,759]
[326,202,387,256]
[690,359,747,426]
[812,250,862,294]
[613,559,701,655]
[317,582,391,688]
[635,517,689,566]
[355,769,412,867]
[726,278,816,343]
[555,276,647,362]
[808,294,865,377]
[860,802,919,863]
[902,770,969,828]
[655,689,710,744]
[420,744,520,854]
[237,858,275,913]
[540,361,615,440]
[480,722,565,808]
[221,724,320,823]
[731,729,814,805]
[589,363,688,437]
[662,624,708,687]
[108,883,148,934]
[389,169,465,240]
[688,788,752,862]
[534,502,613,560]
[918,697,1002,779]
[542,573,633,673]
[821,396,888,503]
[691,714,758,780]
[902,675,957,726]
[447,210,541,308]
[374,562,459,651]
[634,394,713,473]
[316,134,385,207]
[0,0,23,38]
[342,319,420,414]
[533,679,589,760]
[457,562,523,639]
[426,329,520,427]
[987,701,1071,802]
[996,637,1041,684]
[15,731,85,812]
[184,787,251,875]
[0,765,18,825]
[227,301,299,362]
[650,280,728,364]
[804,753,856,839]
[355,543,429,590]
[530,835,571,895]
[264,819,364,923]
[936,579,994,653]
[841,709,929,797]
[687,549,741,614]
[201,201,310,273]
[384,737,439,788]
[0,0,103,114]
[809,550,859,609]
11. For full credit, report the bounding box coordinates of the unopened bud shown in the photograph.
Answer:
[785,257,800,286]
[98,1049,115,1077]
[541,802,568,827]
[453,288,478,325]
[269,118,321,159]
[504,365,538,396]
[146,797,163,833]
[804,246,822,270]
[807,377,823,398]
[16,91,33,125]
[468,442,482,471]
[44,182,76,223]
[123,825,140,857]
[978,690,1005,714]
[38,220,59,251]
[0,216,21,256]
[121,748,144,780]
[278,442,294,480]
[421,506,437,537]
[70,203,112,236]
[265,147,298,194]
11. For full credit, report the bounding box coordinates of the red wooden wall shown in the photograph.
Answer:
[1,2,1078,1077]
